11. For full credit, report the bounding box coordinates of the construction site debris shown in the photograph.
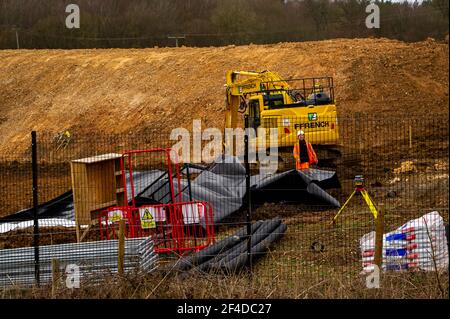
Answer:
[393,161,417,175]
[0,218,82,234]
[0,237,156,287]
[0,156,340,229]
[360,211,449,272]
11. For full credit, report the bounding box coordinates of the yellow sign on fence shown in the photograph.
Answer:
[108,209,123,223]
[139,208,156,229]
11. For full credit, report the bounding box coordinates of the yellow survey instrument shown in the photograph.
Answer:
[332,175,379,224]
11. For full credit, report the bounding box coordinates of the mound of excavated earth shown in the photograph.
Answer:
[0,38,448,156]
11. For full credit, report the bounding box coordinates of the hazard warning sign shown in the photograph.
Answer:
[139,207,156,229]
[108,209,123,223]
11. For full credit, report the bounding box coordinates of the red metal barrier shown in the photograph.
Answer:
[99,201,214,253]
[98,148,215,254]
[122,148,182,207]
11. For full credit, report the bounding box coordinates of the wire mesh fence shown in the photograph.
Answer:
[0,114,448,296]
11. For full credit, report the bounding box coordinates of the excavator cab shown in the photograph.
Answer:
[263,94,285,109]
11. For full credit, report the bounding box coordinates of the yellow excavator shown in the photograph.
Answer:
[224,70,340,168]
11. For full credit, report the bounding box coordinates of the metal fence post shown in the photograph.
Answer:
[374,209,384,272]
[244,115,253,272]
[51,258,60,297]
[118,219,125,275]
[31,131,40,286]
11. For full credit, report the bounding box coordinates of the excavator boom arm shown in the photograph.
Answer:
[224,70,290,129]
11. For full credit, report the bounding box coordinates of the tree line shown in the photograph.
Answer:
[0,0,448,49]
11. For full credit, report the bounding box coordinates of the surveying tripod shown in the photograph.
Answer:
[332,175,379,224]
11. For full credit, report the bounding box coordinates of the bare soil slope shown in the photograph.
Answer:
[0,38,448,156]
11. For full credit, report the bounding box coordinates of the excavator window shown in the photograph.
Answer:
[263,94,284,109]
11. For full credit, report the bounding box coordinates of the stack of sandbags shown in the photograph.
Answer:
[360,211,448,272]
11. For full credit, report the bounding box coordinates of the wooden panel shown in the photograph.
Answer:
[72,153,122,164]
[86,161,116,208]
[71,162,89,225]
[114,157,126,206]
[71,154,126,238]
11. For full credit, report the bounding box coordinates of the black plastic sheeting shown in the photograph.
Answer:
[251,168,340,207]
[0,191,74,222]
[1,156,340,227]
[168,217,287,273]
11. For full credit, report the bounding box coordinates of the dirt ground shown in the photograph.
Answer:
[0,39,448,217]
[0,38,448,158]
[0,38,448,297]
